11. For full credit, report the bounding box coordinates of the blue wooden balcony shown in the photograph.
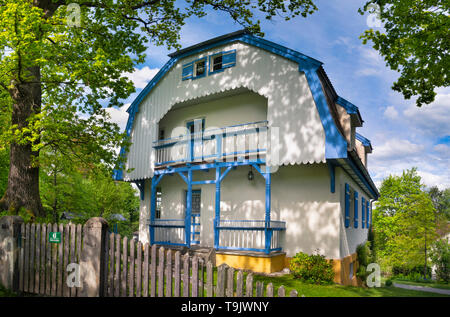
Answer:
[150,218,286,253]
[153,120,268,167]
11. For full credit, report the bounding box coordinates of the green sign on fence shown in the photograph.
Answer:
[49,232,61,243]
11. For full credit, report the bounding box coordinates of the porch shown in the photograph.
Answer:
[148,121,286,255]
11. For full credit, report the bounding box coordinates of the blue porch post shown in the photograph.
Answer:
[264,166,272,254]
[185,167,192,248]
[150,177,156,245]
[214,166,221,250]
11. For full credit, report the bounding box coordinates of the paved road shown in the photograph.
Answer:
[393,282,450,296]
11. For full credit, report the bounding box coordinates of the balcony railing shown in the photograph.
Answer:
[153,121,268,167]
[149,218,286,253]
[216,219,285,253]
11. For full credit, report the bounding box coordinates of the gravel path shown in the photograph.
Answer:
[393,282,450,296]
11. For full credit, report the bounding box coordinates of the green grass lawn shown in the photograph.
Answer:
[250,273,449,297]
[391,279,450,291]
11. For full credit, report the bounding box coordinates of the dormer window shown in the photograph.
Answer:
[194,59,206,77]
[211,55,223,72]
[182,57,207,81]
[182,50,236,81]
[209,50,236,75]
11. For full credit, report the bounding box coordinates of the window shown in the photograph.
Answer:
[181,57,207,81]
[182,50,236,81]
[211,54,223,72]
[209,50,236,75]
[156,187,162,219]
[194,59,206,77]
[344,183,350,228]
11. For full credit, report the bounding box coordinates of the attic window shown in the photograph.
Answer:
[182,57,207,81]
[194,59,206,77]
[212,55,223,72]
[209,50,236,74]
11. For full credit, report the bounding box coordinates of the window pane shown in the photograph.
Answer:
[213,55,223,71]
[195,60,205,76]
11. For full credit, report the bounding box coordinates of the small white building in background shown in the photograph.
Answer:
[114,30,379,285]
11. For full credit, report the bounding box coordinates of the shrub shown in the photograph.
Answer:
[356,241,375,285]
[385,279,393,287]
[392,264,432,280]
[289,250,335,285]
[430,239,450,283]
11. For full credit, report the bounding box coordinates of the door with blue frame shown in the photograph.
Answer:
[186,119,204,161]
[185,189,201,245]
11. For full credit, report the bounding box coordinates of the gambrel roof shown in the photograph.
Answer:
[115,30,379,199]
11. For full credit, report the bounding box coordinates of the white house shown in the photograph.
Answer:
[114,30,379,285]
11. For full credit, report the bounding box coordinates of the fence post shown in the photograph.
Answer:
[0,216,24,292]
[79,217,108,297]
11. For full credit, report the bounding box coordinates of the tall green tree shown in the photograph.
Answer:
[359,0,449,107]
[0,0,317,217]
[39,147,140,228]
[373,168,438,274]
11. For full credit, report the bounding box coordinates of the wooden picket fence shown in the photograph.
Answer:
[13,220,298,297]
[104,233,298,297]
[17,222,83,296]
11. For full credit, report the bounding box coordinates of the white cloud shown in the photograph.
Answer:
[402,91,450,136]
[433,143,450,157]
[371,138,425,161]
[417,170,450,190]
[383,106,398,119]
[124,66,159,89]
[104,103,130,131]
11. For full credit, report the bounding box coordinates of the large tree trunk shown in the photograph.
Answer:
[0,66,45,217]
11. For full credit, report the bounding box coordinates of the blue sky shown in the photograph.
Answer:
[109,0,450,190]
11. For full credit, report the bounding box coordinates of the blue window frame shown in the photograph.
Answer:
[208,49,236,75]
[182,62,194,81]
[193,57,207,79]
[182,57,207,81]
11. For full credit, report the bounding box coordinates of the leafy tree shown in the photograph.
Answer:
[359,0,449,107]
[0,0,317,217]
[39,147,140,231]
[430,238,450,283]
[373,168,438,275]
[428,186,450,224]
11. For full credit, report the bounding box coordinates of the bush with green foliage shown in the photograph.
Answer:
[430,238,450,283]
[391,264,432,281]
[289,250,335,285]
[356,229,376,286]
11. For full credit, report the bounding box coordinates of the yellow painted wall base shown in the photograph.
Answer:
[216,252,286,274]
[216,251,362,286]
[284,253,362,286]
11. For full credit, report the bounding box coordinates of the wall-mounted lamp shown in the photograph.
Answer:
[247,166,254,181]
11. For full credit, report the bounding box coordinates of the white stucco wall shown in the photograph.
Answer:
[158,90,267,137]
[124,41,326,181]
[140,163,344,259]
